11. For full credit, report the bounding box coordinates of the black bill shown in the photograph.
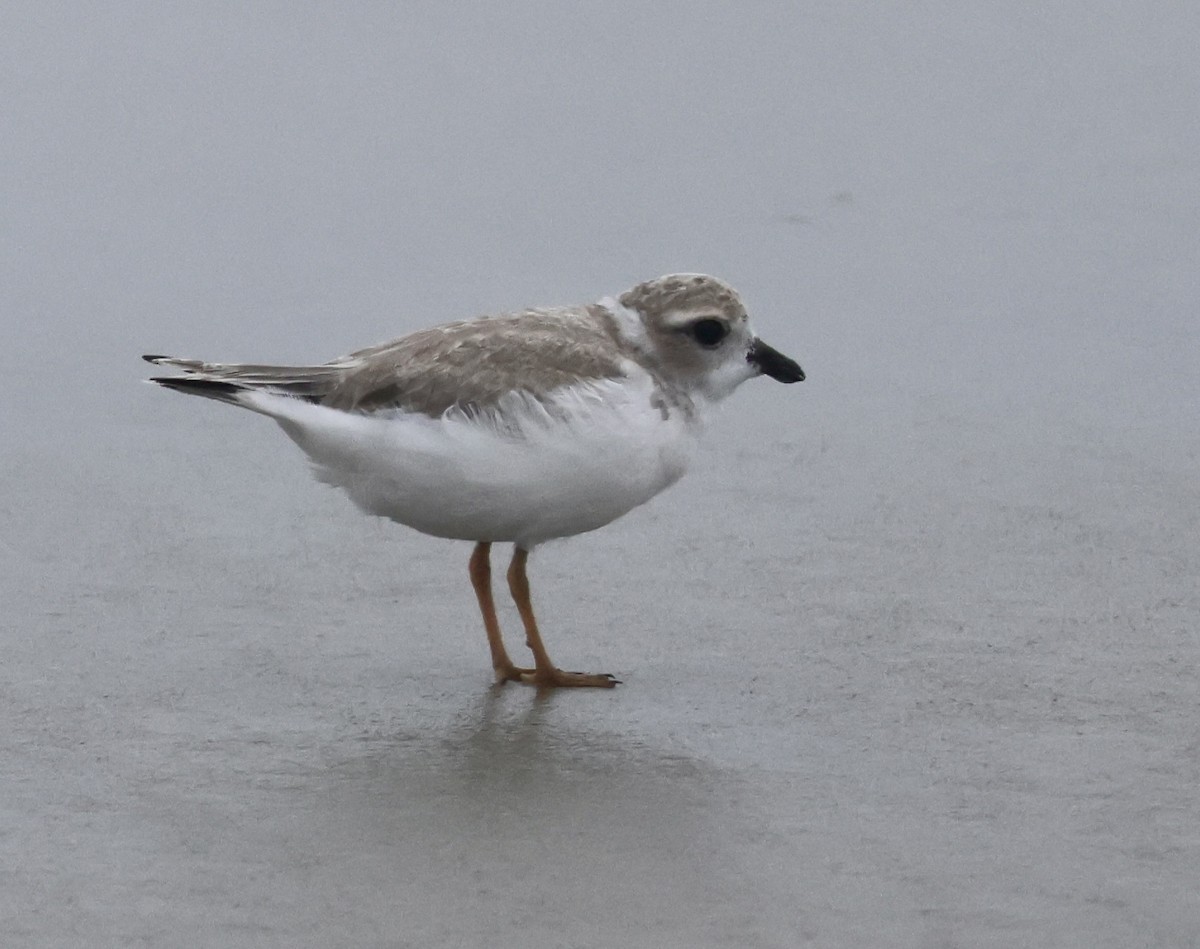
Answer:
[747,338,805,383]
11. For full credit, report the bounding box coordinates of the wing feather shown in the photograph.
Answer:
[146,304,630,417]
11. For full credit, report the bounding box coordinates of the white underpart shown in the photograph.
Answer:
[234,371,699,548]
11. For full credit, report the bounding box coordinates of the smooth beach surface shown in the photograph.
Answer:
[3,3,1198,947]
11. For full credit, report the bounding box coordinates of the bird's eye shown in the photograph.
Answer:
[689,318,728,348]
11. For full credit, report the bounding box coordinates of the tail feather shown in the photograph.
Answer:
[143,353,345,402]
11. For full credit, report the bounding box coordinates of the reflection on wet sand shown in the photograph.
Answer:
[301,687,795,947]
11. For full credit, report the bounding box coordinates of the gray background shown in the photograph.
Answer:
[3,3,1198,947]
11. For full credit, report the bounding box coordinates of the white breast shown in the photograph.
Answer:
[246,372,700,548]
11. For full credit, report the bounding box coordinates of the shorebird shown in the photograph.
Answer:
[145,273,804,687]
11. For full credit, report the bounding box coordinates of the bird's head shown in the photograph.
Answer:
[618,273,804,402]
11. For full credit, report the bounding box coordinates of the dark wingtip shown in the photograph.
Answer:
[150,377,243,400]
[143,354,170,364]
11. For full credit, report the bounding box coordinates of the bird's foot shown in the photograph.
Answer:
[495,663,620,689]
[531,668,621,689]
[493,662,535,685]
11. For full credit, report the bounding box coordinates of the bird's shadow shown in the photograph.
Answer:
[323,681,714,844]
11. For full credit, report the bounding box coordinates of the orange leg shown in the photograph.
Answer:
[506,546,619,689]
[468,542,531,684]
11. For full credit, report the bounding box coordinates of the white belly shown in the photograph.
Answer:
[252,376,699,548]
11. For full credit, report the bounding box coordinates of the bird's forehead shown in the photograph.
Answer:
[618,273,748,325]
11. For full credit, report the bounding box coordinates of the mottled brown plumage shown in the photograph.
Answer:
[322,305,630,414]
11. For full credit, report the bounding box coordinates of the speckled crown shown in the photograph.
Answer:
[618,273,747,321]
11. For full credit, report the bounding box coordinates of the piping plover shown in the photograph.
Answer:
[145,273,804,688]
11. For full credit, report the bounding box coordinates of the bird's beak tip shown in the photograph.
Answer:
[748,338,805,384]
